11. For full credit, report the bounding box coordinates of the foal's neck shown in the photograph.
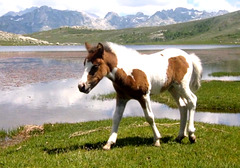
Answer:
[106,67,118,81]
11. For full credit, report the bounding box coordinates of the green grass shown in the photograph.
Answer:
[0,127,23,141]
[0,131,7,140]
[209,72,240,77]
[0,40,38,46]
[196,81,240,112]
[0,117,239,167]
[96,81,240,113]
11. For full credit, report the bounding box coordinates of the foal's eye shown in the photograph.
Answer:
[89,65,99,75]
[92,65,99,71]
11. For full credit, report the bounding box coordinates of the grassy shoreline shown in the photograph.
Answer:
[96,81,240,113]
[0,117,239,167]
[209,72,240,77]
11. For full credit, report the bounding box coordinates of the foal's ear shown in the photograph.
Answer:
[85,42,92,52]
[97,43,104,56]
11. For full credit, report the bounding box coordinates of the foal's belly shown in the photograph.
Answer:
[149,77,167,95]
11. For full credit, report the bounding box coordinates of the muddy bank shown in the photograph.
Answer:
[0,52,85,90]
[0,51,86,58]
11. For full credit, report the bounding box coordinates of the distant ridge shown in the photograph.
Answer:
[0,6,228,34]
[28,10,240,45]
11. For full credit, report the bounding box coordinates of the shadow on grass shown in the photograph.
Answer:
[43,135,175,154]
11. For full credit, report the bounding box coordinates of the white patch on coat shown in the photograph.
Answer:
[79,61,93,84]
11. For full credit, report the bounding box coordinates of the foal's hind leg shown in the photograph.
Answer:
[169,87,188,142]
[175,84,197,143]
[139,94,161,147]
[186,91,197,143]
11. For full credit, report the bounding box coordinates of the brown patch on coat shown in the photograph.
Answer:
[103,50,118,71]
[162,56,189,92]
[113,68,149,101]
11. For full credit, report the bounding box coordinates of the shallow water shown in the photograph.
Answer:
[202,59,240,80]
[0,46,240,130]
[0,78,239,130]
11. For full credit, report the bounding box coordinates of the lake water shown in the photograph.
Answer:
[0,44,240,52]
[0,45,240,130]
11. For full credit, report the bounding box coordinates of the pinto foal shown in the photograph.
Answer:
[78,42,202,150]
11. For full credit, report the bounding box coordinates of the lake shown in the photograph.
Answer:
[0,45,240,130]
[0,44,240,52]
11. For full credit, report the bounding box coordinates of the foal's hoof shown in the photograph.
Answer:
[154,139,160,147]
[175,136,185,143]
[103,143,112,150]
[189,135,196,143]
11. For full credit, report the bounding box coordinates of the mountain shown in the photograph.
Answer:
[0,6,98,34]
[28,10,240,45]
[0,6,228,34]
[102,8,228,29]
[136,8,229,27]
[104,12,149,29]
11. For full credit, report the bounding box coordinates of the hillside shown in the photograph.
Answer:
[28,10,240,45]
[0,31,50,45]
[0,6,227,34]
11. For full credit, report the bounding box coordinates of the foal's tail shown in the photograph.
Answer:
[189,53,202,92]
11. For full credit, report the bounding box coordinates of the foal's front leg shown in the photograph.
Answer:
[139,94,161,147]
[103,97,128,150]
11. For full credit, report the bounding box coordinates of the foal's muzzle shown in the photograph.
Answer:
[78,83,91,94]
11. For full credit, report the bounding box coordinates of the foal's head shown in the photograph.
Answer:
[78,42,113,94]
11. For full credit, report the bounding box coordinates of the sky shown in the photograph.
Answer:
[0,0,239,17]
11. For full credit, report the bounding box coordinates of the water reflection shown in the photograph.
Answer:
[0,78,239,130]
[1,48,240,130]
[0,78,113,109]
[0,78,113,130]
[202,59,240,81]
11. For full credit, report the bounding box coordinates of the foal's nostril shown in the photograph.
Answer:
[78,83,85,91]
[78,82,91,94]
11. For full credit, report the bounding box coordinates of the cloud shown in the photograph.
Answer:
[190,0,238,11]
[115,0,238,16]
[0,0,239,17]
[117,0,169,7]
